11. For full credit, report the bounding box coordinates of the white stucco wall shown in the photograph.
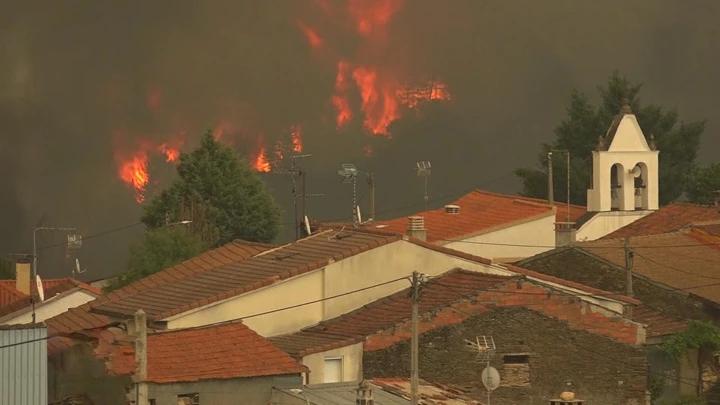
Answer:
[301,343,363,384]
[165,239,513,336]
[575,210,651,241]
[1,290,97,325]
[442,214,556,260]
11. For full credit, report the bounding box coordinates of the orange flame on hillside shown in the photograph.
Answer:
[254,147,271,172]
[117,151,149,203]
[290,124,304,152]
[297,21,324,49]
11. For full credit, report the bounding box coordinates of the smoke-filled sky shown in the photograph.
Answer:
[1,0,718,280]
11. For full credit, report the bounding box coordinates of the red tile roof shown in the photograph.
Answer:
[602,202,718,240]
[366,190,557,244]
[371,378,480,405]
[112,321,307,383]
[0,281,24,306]
[514,195,587,223]
[631,305,688,338]
[269,269,516,357]
[578,230,720,304]
[91,231,401,320]
[0,278,101,318]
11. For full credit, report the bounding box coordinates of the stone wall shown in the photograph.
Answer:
[363,307,648,405]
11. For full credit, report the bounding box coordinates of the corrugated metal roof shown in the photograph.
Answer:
[0,325,48,405]
[279,382,408,405]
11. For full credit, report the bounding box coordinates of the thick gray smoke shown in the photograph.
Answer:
[1,0,718,279]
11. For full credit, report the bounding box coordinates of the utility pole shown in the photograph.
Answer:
[32,226,78,324]
[368,173,376,222]
[410,271,427,405]
[272,154,313,240]
[547,152,554,205]
[624,237,634,297]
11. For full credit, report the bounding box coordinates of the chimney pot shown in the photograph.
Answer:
[15,257,31,296]
[356,379,374,405]
[554,222,576,248]
[444,204,460,214]
[406,216,427,242]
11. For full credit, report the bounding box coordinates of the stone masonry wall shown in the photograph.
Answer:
[362,281,648,405]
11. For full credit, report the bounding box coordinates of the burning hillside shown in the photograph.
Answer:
[112,0,451,203]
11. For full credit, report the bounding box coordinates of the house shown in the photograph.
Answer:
[86,230,518,338]
[517,226,720,399]
[273,379,480,405]
[47,317,306,405]
[269,268,657,404]
[0,323,48,405]
[600,201,718,240]
[0,257,101,325]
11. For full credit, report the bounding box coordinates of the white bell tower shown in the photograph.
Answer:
[586,99,659,212]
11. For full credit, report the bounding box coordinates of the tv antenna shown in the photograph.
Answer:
[272,153,323,240]
[416,161,431,211]
[73,258,87,279]
[336,164,376,227]
[32,226,79,324]
[465,335,499,405]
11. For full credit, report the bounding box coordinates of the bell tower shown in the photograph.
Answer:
[586,99,659,212]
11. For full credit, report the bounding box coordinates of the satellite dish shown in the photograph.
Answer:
[74,258,87,275]
[630,165,642,178]
[304,215,312,236]
[481,366,501,391]
[36,275,45,302]
[356,206,362,224]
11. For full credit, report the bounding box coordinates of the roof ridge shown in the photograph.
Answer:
[231,239,278,249]
[667,201,715,209]
[511,199,554,210]
[586,229,695,244]
[149,319,246,336]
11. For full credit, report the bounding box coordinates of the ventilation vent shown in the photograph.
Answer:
[407,216,425,231]
[444,205,460,214]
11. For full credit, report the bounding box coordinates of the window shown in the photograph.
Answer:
[178,393,200,405]
[503,354,530,364]
[149,400,156,405]
[502,354,531,387]
[324,356,344,383]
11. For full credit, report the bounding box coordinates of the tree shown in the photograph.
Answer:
[104,226,204,291]
[516,72,705,206]
[141,130,282,245]
[686,163,720,205]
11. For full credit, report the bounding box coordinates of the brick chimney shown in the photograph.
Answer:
[554,222,576,248]
[15,257,31,295]
[356,379,373,405]
[406,216,427,241]
[713,190,720,213]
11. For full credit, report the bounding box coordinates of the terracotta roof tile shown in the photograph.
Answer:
[0,279,101,318]
[513,195,587,223]
[602,202,718,239]
[631,305,688,337]
[270,270,518,356]
[91,231,400,320]
[360,190,558,244]
[371,378,480,405]
[578,231,720,304]
[107,321,307,383]
[0,281,24,306]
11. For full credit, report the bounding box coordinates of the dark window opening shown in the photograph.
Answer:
[504,354,530,364]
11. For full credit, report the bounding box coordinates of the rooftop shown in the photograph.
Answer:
[91,231,400,320]
[601,202,718,240]
[0,277,100,307]
[51,321,306,383]
[0,278,102,319]
[351,190,565,244]
[577,229,720,304]
[270,269,516,357]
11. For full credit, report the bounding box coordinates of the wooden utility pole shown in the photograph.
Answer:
[368,173,376,222]
[625,237,634,297]
[411,271,421,405]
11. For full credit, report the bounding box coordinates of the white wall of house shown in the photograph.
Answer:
[1,290,97,325]
[442,214,556,260]
[301,343,363,385]
[164,239,514,336]
[576,210,650,241]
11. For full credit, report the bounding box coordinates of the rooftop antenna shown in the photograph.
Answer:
[73,258,87,279]
[337,164,359,227]
[416,161,431,211]
[35,275,45,303]
[465,335,499,405]
[32,226,79,324]
[272,153,322,240]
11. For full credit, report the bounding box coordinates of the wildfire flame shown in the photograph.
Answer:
[290,124,304,152]
[254,147,271,172]
[116,150,149,203]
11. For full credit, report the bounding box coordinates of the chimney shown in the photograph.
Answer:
[554,222,576,248]
[15,257,31,295]
[356,379,374,405]
[406,216,427,241]
[714,190,720,213]
[444,204,460,214]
